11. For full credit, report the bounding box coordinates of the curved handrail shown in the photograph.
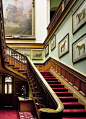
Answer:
[27,57,64,114]
[6,45,26,58]
[0,0,64,117]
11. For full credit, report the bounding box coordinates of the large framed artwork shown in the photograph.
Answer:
[32,50,43,60]
[58,33,69,58]
[72,33,86,63]
[72,0,86,34]
[51,35,56,51]
[3,0,35,38]
[45,44,49,57]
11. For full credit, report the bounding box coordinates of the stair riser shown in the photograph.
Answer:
[63,105,84,109]
[45,79,58,81]
[48,82,61,84]
[56,93,73,97]
[53,89,68,92]
[43,76,55,78]
[42,74,53,76]
[63,112,86,117]
[50,85,64,88]
[59,98,78,102]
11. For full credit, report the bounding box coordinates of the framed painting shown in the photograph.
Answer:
[72,0,86,34]
[3,0,35,38]
[45,44,49,57]
[51,35,56,51]
[32,50,43,60]
[58,33,69,58]
[72,33,86,63]
[18,49,31,59]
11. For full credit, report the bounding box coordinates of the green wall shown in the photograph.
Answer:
[50,0,61,10]
[45,0,86,74]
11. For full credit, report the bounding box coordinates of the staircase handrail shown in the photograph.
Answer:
[6,45,27,61]
[0,0,64,118]
[27,57,64,117]
[47,0,77,36]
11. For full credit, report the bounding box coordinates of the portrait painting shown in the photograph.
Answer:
[3,0,32,37]
[72,33,86,63]
[58,33,69,58]
[72,0,86,34]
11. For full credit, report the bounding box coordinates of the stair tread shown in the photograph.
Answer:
[8,64,14,66]
[56,92,72,93]
[62,117,86,119]
[18,69,24,71]
[53,88,67,89]
[63,102,84,105]
[63,109,86,113]
[47,81,60,82]
[13,67,19,69]
[59,96,77,99]
[49,84,64,86]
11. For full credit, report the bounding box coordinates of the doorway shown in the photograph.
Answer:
[0,75,13,109]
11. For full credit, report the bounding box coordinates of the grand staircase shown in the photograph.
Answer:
[0,0,86,118]
[41,71,86,119]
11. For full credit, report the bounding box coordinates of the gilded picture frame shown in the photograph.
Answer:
[58,33,69,58]
[72,0,86,34]
[3,0,35,38]
[45,44,49,57]
[72,33,86,63]
[32,50,43,60]
[51,35,56,51]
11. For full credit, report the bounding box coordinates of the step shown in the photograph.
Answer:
[59,97,78,102]
[53,88,68,92]
[41,72,53,75]
[55,92,73,97]
[8,64,14,67]
[45,78,58,81]
[63,109,86,117]
[41,72,51,74]
[49,84,64,88]
[43,76,55,78]
[5,61,9,64]
[13,67,19,69]
[23,72,27,75]
[47,81,61,84]
[18,69,24,72]
[63,117,86,119]
[63,102,85,109]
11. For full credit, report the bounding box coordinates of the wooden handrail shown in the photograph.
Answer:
[47,0,76,36]
[27,57,64,119]
[0,1,64,118]
[35,57,86,97]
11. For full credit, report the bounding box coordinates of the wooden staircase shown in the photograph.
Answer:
[0,1,64,118]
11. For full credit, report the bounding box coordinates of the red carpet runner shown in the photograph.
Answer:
[0,110,19,119]
[41,71,86,119]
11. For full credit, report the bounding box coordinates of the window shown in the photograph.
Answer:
[5,76,12,94]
